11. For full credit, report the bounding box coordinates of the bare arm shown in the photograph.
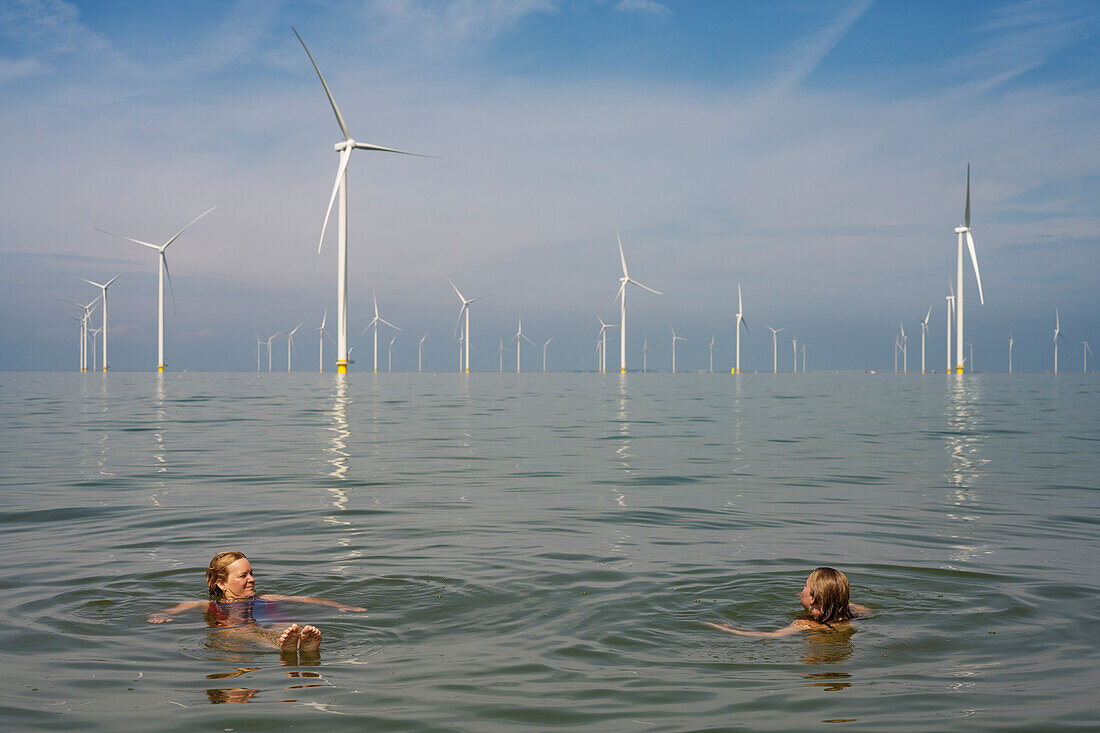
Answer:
[704,620,814,638]
[147,600,208,623]
[850,602,871,616]
[261,594,366,612]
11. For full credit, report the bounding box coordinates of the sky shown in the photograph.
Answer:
[1,0,1098,373]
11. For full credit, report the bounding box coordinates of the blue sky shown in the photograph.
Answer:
[1,0,1097,372]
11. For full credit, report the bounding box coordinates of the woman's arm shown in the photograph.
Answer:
[261,594,366,612]
[704,620,811,638]
[849,602,871,616]
[147,600,208,623]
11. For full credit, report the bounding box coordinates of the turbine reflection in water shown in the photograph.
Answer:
[943,376,991,567]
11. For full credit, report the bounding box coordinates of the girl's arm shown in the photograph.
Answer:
[704,620,814,638]
[849,602,871,616]
[261,594,366,612]
[147,600,208,623]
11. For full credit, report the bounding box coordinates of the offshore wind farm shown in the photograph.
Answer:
[1,2,1099,731]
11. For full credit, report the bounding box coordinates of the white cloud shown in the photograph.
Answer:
[614,0,671,19]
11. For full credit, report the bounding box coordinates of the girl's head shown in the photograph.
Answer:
[800,567,852,624]
[206,551,253,600]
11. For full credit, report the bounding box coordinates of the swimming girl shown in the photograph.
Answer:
[705,567,870,638]
[147,551,367,653]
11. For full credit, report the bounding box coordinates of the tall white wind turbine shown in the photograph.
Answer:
[1008,331,1014,374]
[596,316,616,374]
[96,208,215,371]
[77,266,129,372]
[498,338,510,372]
[266,332,281,372]
[58,296,98,372]
[708,333,715,374]
[449,280,479,373]
[920,305,932,374]
[670,325,687,374]
[614,232,661,374]
[362,292,400,373]
[732,283,749,374]
[1053,308,1065,374]
[800,344,811,373]
[512,315,535,373]
[286,323,302,372]
[1083,341,1092,373]
[418,331,429,373]
[642,336,649,373]
[792,337,798,374]
[542,337,552,372]
[899,323,908,374]
[316,309,333,373]
[766,325,784,374]
[256,334,264,373]
[294,28,432,375]
[953,165,985,373]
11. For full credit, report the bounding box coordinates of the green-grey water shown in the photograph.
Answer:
[0,372,1097,730]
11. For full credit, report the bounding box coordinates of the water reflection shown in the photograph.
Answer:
[614,373,631,508]
[800,627,855,666]
[205,667,324,705]
[149,374,169,508]
[943,376,991,566]
[327,375,351,484]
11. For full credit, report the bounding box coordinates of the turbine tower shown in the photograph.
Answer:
[294,28,432,374]
[512,315,534,373]
[1053,308,1065,374]
[1008,331,1014,375]
[542,337,552,372]
[708,333,715,374]
[362,292,400,373]
[596,316,616,374]
[266,333,281,372]
[946,281,955,374]
[732,283,749,374]
[286,322,302,372]
[418,331,429,372]
[614,232,661,373]
[670,325,687,373]
[953,165,985,373]
[77,266,128,372]
[766,325,784,374]
[96,208,215,371]
[1083,341,1092,373]
[920,305,932,374]
[316,309,332,373]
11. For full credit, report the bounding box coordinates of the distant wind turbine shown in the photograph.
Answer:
[57,296,98,372]
[1083,341,1092,373]
[388,333,397,371]
[792,337,798,374]
[1008,331,1014,374]
[899,323,908,374]
[946,280,955,374]
[642,335,649,373]
[294,27,433,374]
[362,292,400,373]
[766,325,784,374]
[266,333,281,372]
[512,315,534,373]
[732,283,749,374]
[800,344,811,373]
[670,325,687,374]
[256,334,264,373]
[708,333,715,374]
[596,316,616,374]
[96,207,215,371]
[1053,308,1066,374]
[542,337,552,372]
[967,342,975,373]
[953,165,985,373]
[920,305,932,374]
[77,266,129,372]
[449,279,480,373]
[418,331,429,373]
[316,309,333,373]
[614,232,661,373]
[498,338,510,373]
[286,323,302,372]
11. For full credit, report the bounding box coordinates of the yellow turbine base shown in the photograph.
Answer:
[621,367,626,374]
[955,365,964,374]
[158,365,165,372]
[103,367,107,373]
[337,362,348,374]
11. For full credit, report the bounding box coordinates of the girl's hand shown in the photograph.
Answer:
[337,604,367,613]
[147,613,172,623]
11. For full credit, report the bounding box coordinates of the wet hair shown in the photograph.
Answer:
[206,551,246,599]
[807,567,852,624]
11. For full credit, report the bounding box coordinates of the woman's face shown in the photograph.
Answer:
[800,577,816,613]
[218,557,256,601]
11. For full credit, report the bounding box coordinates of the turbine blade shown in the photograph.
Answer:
[453,306,465,340]
[95,228,160,251]
[77,276,104,288]
[964,163,971,230]
[318,146,353,254]
[738,282,743,313]
[292,27,350,140]
[448,278,466,302]
[352,141,437,158]
[965,230,984,305]
[613,281,625,305]
[741,317,750,335]
[380,318,401,331]
[617,231,628,278]
[163,206,216,249]
[163,253,177,316]
[628,278,662,295]
[320,307,327,330]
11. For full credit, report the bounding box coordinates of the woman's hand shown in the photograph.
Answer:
[147,613,172,623]
[336,603,367,612]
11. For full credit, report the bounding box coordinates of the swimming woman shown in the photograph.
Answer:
[705,567,870,638]
[147,551,366,653]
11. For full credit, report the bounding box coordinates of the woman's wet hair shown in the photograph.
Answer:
[807,567,852,624]
[206,551,246,599]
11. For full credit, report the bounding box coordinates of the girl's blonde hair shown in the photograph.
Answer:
[206,551,246,599]
[807,567,852,624]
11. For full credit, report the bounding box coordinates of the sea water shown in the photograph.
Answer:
[0,371,1097,730]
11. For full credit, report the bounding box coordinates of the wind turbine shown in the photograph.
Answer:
[946,280,955,374]
[88,325,101,372]
[899,323,908,374]
[894,335,900,373]
[800,344,811,373]
[953,165,985,373]
[362,292,400,373]
[63,314,83,371]
[256,334,265,372]
[766,325,784,374]
[449,280,480,373]
[920,305,932,374]
[58,296,99,372]
[1083,341,1092,373]
[596,316,616,374]
[498,338,510,373]
[792,337,798,374]
[512,315,535,373]
[642,336,649,373]
[614,232,661,373]
[294,27,432,374]
[77,266,129,372]
[967,342,975,373]
[732,283,749,374]
[286,323,302,372]
[266,333,281,372]
[542,337,552,372]
[96,207,215,371]
[316,309,333,373]
[708,333,715,374]
[1053,308,1066,374]
[670,325,687,373]
[387,333,397,371]
[1008,331,1014,374]
[418,331,429,372]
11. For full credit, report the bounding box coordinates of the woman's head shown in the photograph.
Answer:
[800,567,852,624]
[206,551,254,600]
